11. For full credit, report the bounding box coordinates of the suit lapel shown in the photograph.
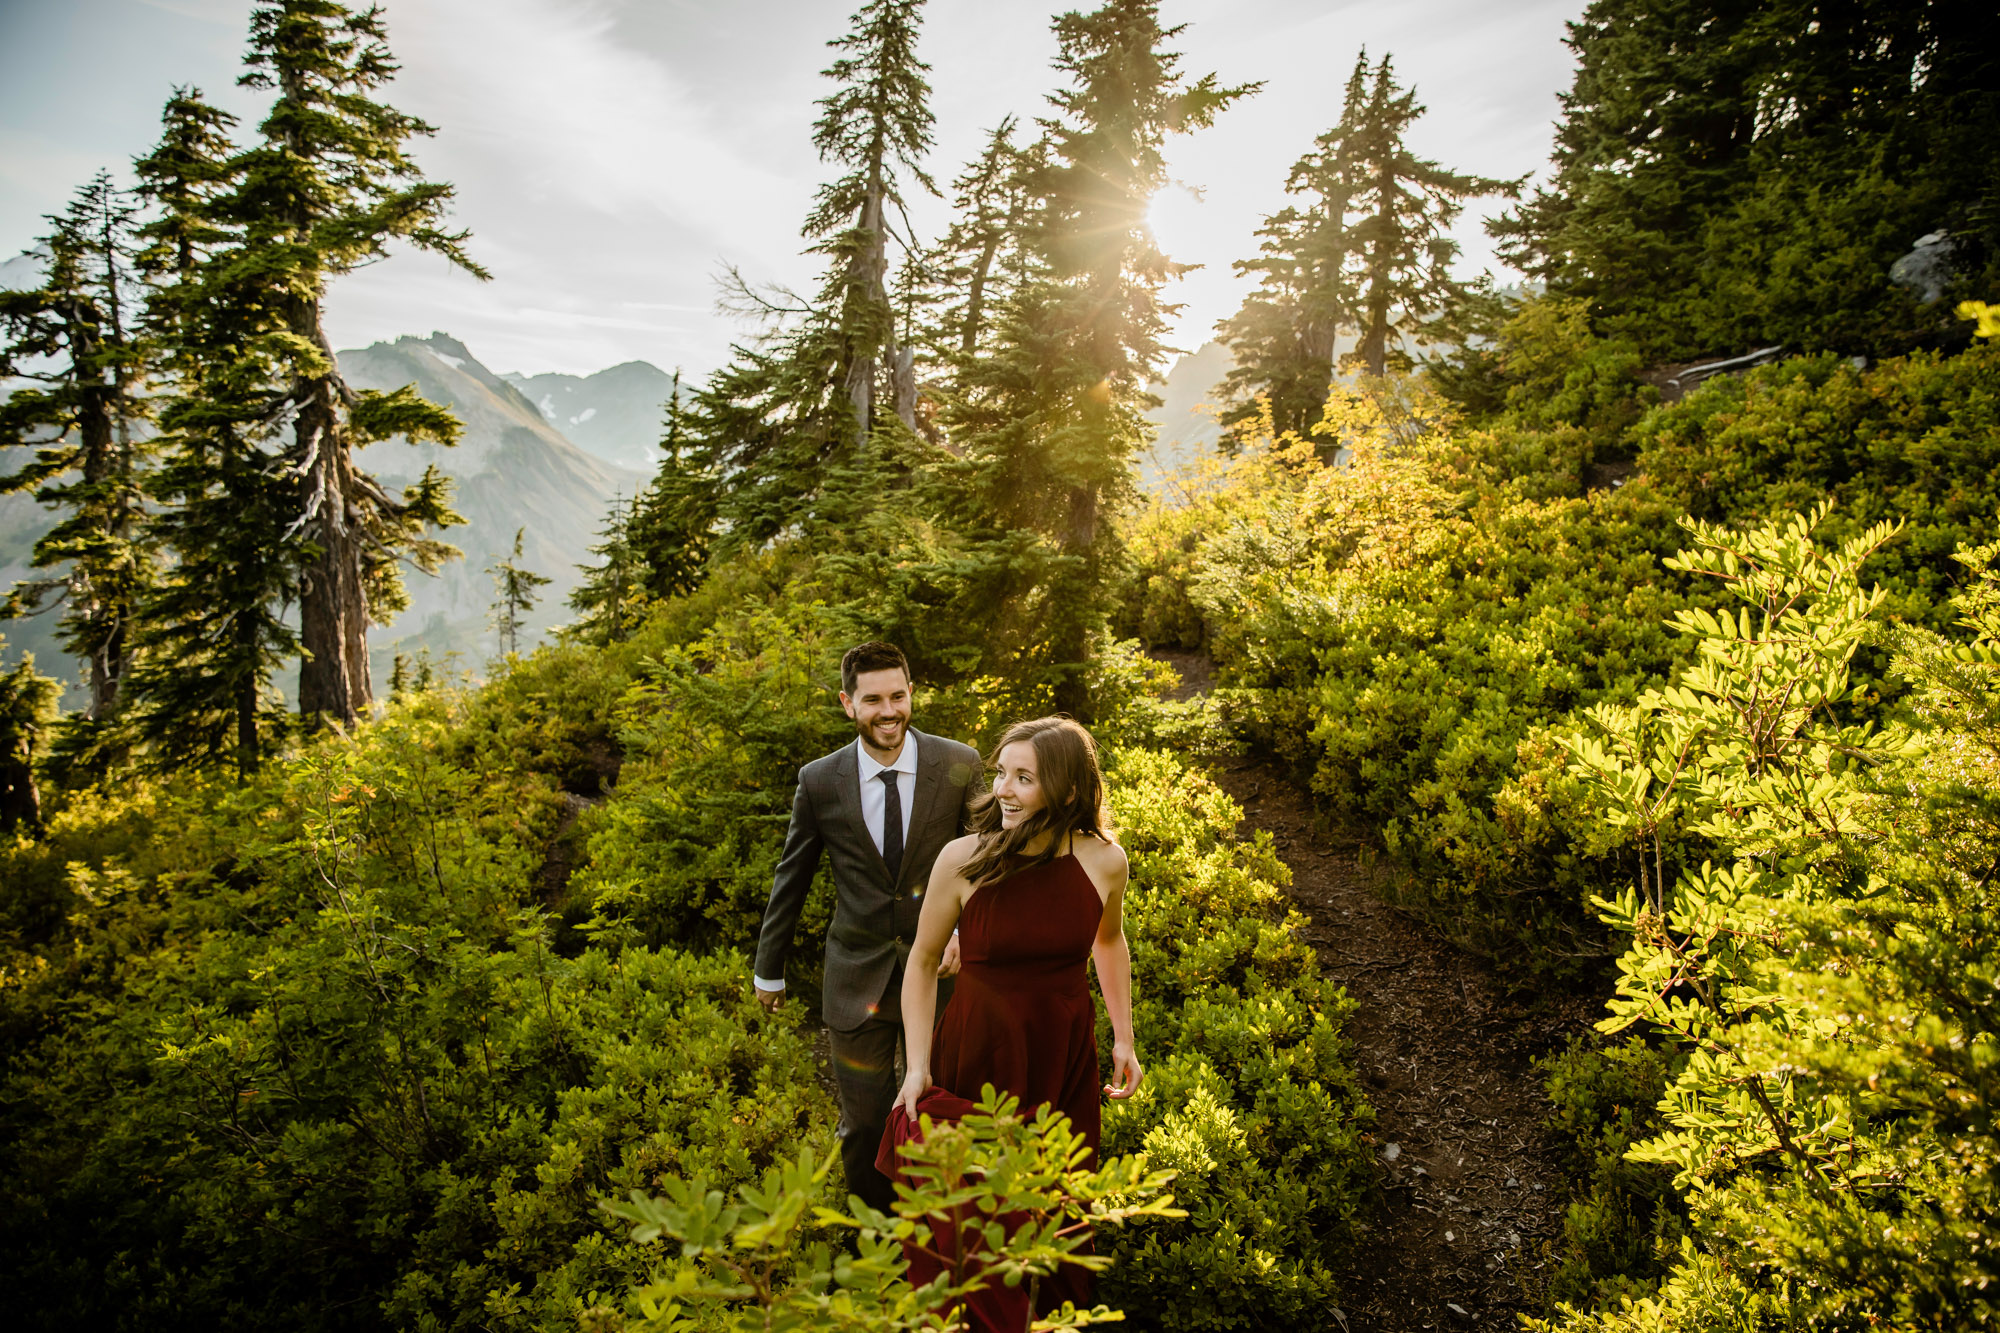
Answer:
[898,729,944,892]
[831,740,896,892]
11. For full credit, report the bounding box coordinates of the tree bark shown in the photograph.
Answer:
[960,233,1002,356]
[1051,483,1099,722]
[0,732,40,831]
[296,375,370,730]
[892,344,918,431]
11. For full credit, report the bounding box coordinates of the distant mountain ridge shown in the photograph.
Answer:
[501,361,680,472]
[342,333,648,682]
[1,330,646,699]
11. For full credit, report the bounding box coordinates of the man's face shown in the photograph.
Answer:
[841,666,912,756]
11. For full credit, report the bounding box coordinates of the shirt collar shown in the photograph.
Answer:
[855,730,919,778]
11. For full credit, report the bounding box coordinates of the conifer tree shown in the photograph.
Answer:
[633,375,717,597]
[690,0,937,545]
[1214,66,1365,438]
[1494,0,2000,358]
[947,0,1250,717]
[127,89,298,774]
[0,172,156,729]
[226,0,482,730]
[925,116,1035,364]
[488,528,548,659]
[1220,53,1513,413]
[567,493,645,645]
[0,643,60,833]
[1345,54,1517,377]
[130,91,281,772]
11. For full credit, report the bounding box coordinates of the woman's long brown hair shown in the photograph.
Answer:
[960,717,1114,889]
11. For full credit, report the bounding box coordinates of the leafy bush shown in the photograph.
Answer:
[1172,391,1695,971]
[0,681,836,1333]
[606,1093,1181,1332]
[573,593,852,968]
[1537,1036,1683,1310]
[1097,746,1375,1329]
[1636,342,2000,635]
[1535,515,2000,1330]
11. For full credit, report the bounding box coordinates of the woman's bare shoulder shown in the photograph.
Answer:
[1072,831,1129,878]
[936,833,982,870]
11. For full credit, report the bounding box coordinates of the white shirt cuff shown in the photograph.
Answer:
[753,975,785,992]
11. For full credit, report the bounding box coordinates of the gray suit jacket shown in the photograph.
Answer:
[753,728,982,1031]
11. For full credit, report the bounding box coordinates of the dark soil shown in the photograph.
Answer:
[1155,650,1594,1333]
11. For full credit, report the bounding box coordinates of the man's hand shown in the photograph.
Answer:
[755,984,786,1013]
[938,932,962,978]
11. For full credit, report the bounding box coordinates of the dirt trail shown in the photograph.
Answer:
[1156,650,1591,1332]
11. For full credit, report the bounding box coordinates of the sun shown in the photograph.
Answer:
[1146,182,1206,262]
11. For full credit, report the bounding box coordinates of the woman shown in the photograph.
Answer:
[889,716,1143,1323]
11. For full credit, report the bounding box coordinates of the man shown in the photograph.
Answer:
[753,640,981,1212]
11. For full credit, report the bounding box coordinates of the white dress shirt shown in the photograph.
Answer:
[754,734,919,993]
[856,731,919,861]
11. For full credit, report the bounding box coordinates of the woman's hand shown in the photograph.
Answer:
[896,1066,933,1120]
[1104,1042,1143,1100]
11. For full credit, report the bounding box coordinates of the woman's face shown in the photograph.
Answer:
[992,740,1049,829]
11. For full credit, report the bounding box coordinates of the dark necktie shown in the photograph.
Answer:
[879,770,904,883]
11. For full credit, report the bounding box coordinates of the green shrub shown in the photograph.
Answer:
[572,593,851,967]
[1097,746,1374,1329]
[0,691,835,1333]
[1537,1036,1683,1309]
[1539,516,2000,1330]
[1637,343,2000,635]
[606,1093,1182,1332]
[1179,403,1695,971]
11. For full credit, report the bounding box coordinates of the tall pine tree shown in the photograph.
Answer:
[0,640,60,832]
[925,116,1035,365]
[570,373,717,643]
[0,172,156,730]
[1213,63,1365,438]
[1494,0,2000,358]
[487,528,548,659]
[229,0,482,730]
[689,0,937,545]
[128,89,299,774]
[946,0,1251,718]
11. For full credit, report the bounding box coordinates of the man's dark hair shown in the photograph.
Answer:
[841,641,911,697]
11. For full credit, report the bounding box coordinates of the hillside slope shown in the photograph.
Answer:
[343,333,647,681]
[2,333,643,698]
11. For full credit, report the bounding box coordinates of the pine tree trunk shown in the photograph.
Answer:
[0,745,39,832]
[892,344,918,431]
[236,627,260,778]
[1359,164,1395,376]
[1359,236,1391,377]
[75,374,120,719]
[846,179,887,445]
[961,233,1002,355]
[1052,482,1099,722]
[296,377,370,730]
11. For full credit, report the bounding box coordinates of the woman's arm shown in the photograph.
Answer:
[896,838,973,1117]
[1089,846,1142,1099]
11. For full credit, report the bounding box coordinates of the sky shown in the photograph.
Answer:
[0,0,1586,380]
